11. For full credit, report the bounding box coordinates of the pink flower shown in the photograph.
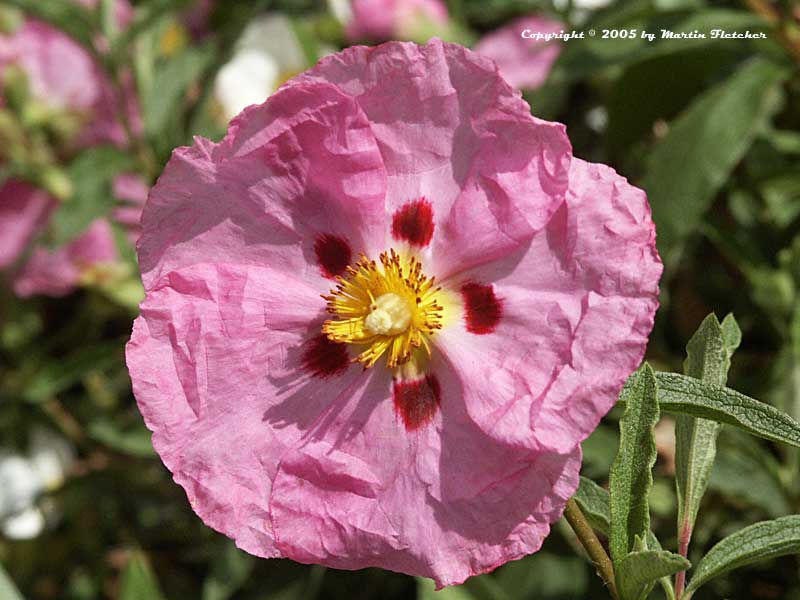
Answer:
[127,40,661,586]
[14,219,119,297]
[0,180,55,270]
[474,16,564,91]
[345,0,449,41]
[0,7,138,147]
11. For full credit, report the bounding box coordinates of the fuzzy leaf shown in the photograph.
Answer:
[573,478,676,600]
[685,516,800,596]
[675,314,739,549]
[617,550,690,600]
[654,372,800,447]
[609,364,660,564]
[574,476,611,535]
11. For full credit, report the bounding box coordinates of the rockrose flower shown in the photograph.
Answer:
[474,16,564,91]
[0,181,54,270]
[342,0,449,42]
[14,218,120,297]
[127,40,661,586]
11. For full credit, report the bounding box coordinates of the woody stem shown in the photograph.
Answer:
[563,498,619,600]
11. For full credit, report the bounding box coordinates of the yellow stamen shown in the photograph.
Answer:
[322,249,444,369]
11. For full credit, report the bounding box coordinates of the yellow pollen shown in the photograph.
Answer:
[321,249,444,369]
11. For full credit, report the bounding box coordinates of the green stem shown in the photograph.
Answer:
[563,498,619,600]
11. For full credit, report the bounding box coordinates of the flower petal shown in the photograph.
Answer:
[268,354,580,586]
[435,158,662,453]
[138,80,388,292]
[298,40,571,276]
[127,262,368,558]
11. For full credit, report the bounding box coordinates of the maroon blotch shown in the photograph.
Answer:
[391,198,435,247]
[314,234,352,278]
[301,334,350,378]
[392,374,441,431]
[461,282,502,334]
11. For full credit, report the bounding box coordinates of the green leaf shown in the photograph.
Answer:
[142,44,214,143]
[710,430,790,518]
[609,364,660,565]
[202,541,255,600]
[572,478,677,600]
[675,314,739,550]
[416,578,484,600]
[654,372,800,447]
[119,551,165,600]
[0,562,24,600]
[88,419,155,458]
[23,339,125,403]
[574,476,611,535]
[2,0,96,50]
[643,58,787,264]
[495,552,588,600]
[50,147,132,246]
[685,515,800,596]
[617,550,690,600]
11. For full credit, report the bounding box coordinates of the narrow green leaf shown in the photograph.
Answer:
[142,44,214,141]
[50,147,132,246]
[202,541,255,600]
[88,419,155,458]
[574,476,610,535]
[720,313,742,356]
[643,58,787,263]
[609,364,660,565]
[675,314,738,551]
[573,479,676,600]
[654,372,800,447]
[0,562,24,600]
[23,339,125,403]
[119,551,165,600]
[617,551,690,600]
[685,515,800,596]
[710,430,790,518]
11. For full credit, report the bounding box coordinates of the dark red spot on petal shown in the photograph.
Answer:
[301,334,350,378]
[314,234,351,278]
[391,198,434,247]
[461,282,502,334]
[392,374,440,431]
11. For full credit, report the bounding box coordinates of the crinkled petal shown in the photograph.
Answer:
[435,158,662,453]
[298,40,571,277]
[138,80,388,291]
[269,352,580,586]
[127,262,368,558]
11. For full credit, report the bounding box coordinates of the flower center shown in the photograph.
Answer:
[322,249,443,369]
[364,293,412,335]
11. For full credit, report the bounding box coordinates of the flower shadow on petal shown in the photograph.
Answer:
[261,318,390,448]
